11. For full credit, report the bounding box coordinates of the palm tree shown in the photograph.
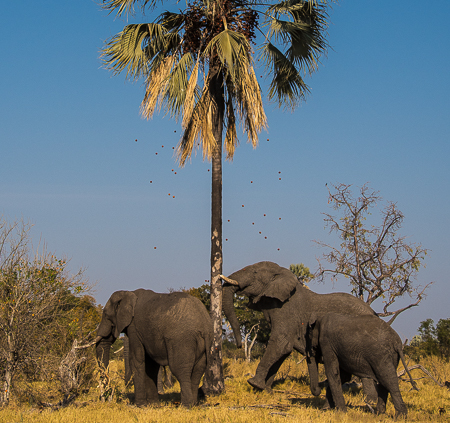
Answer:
[101,0,330,392]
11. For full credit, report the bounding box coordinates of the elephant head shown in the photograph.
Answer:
[221,261,298,348]
[95,290,137,369]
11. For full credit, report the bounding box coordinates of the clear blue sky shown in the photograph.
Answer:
[1,1,449,340]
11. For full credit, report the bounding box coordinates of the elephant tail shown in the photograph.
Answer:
[398,345,419,391]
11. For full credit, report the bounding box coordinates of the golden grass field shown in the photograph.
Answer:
[1,353,450,422]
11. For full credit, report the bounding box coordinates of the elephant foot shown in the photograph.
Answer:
[394,410,407,421]
[321,401,331,410]
[247,376,266,391]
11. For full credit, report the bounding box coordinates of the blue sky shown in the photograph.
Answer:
[1,1,449,340]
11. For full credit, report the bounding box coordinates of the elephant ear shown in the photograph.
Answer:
[110,291,138,338]
[254,271,298,304]
[307,314,319,352]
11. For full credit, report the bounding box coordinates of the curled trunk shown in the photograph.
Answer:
[222,284,242,348]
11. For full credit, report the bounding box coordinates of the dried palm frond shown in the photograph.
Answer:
[140,54,176,119]
[182,60,200,129]
[177,86,216,166]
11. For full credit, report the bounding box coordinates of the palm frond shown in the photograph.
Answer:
[230,62,267,149]
[224,90,238,160]
[101,0,159,16]
[266,0,329,74]
[164,53,195,119]
[261,41,309,109]
[102,23,170,80]
[182,60,200,129]
[140,55,176,119]
[157,11,185,32]
[177,85,216,166]
[203,29,250,82]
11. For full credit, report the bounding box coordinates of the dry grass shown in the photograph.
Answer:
[2,353,450,422]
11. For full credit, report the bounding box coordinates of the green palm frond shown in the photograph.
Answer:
[102,23,168,79]
[266,0,329,74]
[261,41,309,109]
[164,53,195,118]
[157,11,186,32]
[101,0,159,16]
[203,29,250,82]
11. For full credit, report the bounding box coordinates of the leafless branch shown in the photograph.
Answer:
[315,183,431,321]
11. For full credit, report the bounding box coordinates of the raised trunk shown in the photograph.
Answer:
[205,59,225,394]
[222,284,242,348]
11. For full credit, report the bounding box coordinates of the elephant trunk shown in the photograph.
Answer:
[307,356,321,396]
[222,282,242,348]
[123,334,131,385]
[96,334,115,370]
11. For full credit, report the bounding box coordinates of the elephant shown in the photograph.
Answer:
[95,289,213,407]
[305,313,417,418]
[221,261,378,398]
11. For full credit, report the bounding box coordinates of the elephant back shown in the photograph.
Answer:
[294,285,376,322]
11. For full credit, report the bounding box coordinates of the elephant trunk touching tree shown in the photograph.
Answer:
[221,261,378,402]
[222,281,243,348]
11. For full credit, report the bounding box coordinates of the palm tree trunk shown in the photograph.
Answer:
[205,60,225,394]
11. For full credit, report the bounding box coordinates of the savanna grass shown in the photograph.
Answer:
[2,353,450,422]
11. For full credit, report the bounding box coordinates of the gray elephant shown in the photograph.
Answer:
[305,313,417,418]
[221,261,377,394]
[95,289,213,407]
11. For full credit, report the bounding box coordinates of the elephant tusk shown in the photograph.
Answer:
[76,335,102,349]
[220,275,239,286]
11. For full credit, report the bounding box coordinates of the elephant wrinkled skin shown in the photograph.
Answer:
[221,261,377,397]
[96,289,213,407]
[306,313,417,418]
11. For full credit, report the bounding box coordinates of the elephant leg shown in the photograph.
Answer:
[322,367,350,410]
[362,377,378,408]
[144,354,160,404]
[168,347,196,406]
[376,383,388,415]
[157,366,164,394]
[323,357,347,412]
[376,369,407,418]
[248,334,293,391]
[190,354,207,405]
[263,352,291,392]
[128,326,159,406]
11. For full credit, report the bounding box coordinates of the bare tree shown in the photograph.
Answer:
[0,217,92,405]
[316,183,431,324]
[243,323,259,362]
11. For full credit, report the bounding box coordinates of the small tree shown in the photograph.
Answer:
[289,263,314,284]
[0,218,94,405]
[316,183,431,324]
[405,318,450,359]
